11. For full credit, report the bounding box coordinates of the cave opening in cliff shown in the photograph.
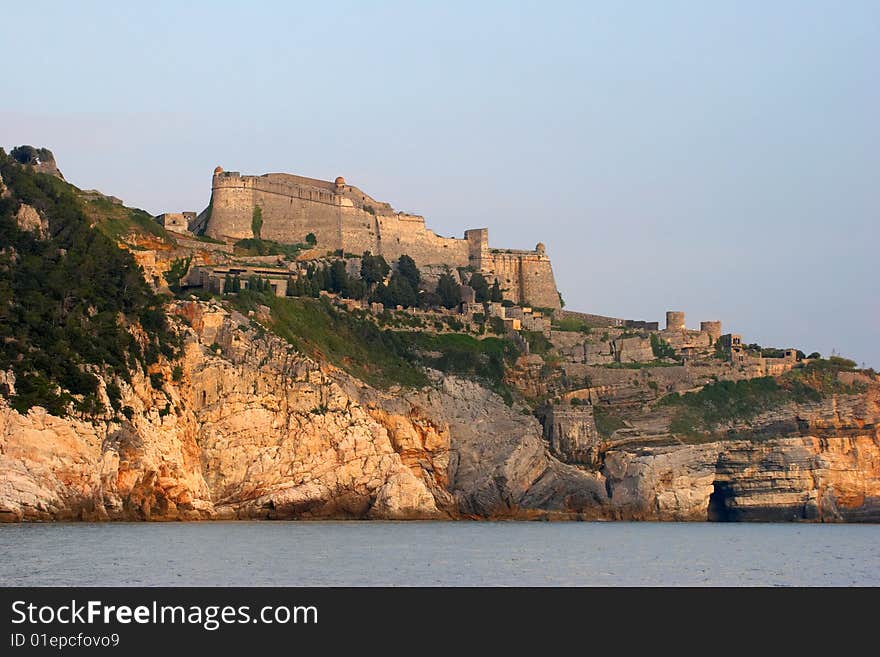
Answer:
[707,483,733,522]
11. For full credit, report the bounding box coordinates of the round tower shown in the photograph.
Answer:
[700,321,722,341]
[666,311,686,331]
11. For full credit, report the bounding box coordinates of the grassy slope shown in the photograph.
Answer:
[79,195,176,246]
[230,291,520,399]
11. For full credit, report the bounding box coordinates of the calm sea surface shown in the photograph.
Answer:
[1,522,877,586]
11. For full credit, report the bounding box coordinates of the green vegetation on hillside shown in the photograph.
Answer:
[81,195,175,246]
[551,316,591,334]
[650,333,676,359]
[10,146,55,166]
[403,331,520,402]
[231,291,520,399]
[233,292,428,389]
[659,358,866,437]
[523,331,553,356]
[0,149,180,416]
[233,237,307,259]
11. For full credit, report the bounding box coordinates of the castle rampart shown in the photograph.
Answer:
[204,167,561,308]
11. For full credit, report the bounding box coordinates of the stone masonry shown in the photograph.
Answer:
[204,168,560,308]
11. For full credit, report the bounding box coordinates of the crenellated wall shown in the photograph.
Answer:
[205,168,559,308]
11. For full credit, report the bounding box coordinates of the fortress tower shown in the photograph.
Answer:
[204,167,560,308]
[666,311,686,331]
[700,321,723,341]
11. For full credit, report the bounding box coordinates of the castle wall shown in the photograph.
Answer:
[208,171,471,265]
[373,214,469,266]
[205,168,559,308]
[485,251,560,309]
[208,172,344,249]
[520,255,560,309]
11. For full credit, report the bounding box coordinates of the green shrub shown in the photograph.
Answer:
[251,205,263,239]
[551,317,591,334]
[488,316,505,335]
[650,333,676,359]
[523,331,553,356]
[656,364,860,437]
[233,238,306,260]
[165,256,192,293]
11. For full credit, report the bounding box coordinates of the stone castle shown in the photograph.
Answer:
[201,167,561,309]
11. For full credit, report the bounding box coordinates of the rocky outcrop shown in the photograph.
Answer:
[10,146,64,179]
[0,302,447,521]
[15,204,48,238]
[600,390,880,521]
[1,300,878,522]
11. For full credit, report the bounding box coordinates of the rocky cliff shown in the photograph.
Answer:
[2,300,878,522]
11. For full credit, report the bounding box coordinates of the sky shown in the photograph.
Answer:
[2,1,878,366]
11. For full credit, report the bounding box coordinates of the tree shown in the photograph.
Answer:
[468,272,490,303]
[251,205,263,240]
[807,352,821,360]
[248,275,269,293]
[315,265,331,291]
[419,291,442,309]
[344,277,367,300]
[330,260,349,294]
[360,252,390,286]
[387,272,418,307]
[165,256,192,293]
[10,145,39,165]
[489,279,503,302]
[437,272,462,309]
[397,255,420,291]
[305,232,317,246]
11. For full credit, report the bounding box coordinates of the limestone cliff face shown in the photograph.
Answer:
[0,302,448,521]
[1,300,878,522]
[600,390,880,521]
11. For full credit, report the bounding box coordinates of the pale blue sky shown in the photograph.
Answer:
[2,1,877,366]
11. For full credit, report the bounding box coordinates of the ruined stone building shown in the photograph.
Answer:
[201,167,561,308]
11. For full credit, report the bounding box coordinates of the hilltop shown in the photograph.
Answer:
[1,147,878,523]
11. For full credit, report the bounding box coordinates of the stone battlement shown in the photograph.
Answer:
[204,167,561,308]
